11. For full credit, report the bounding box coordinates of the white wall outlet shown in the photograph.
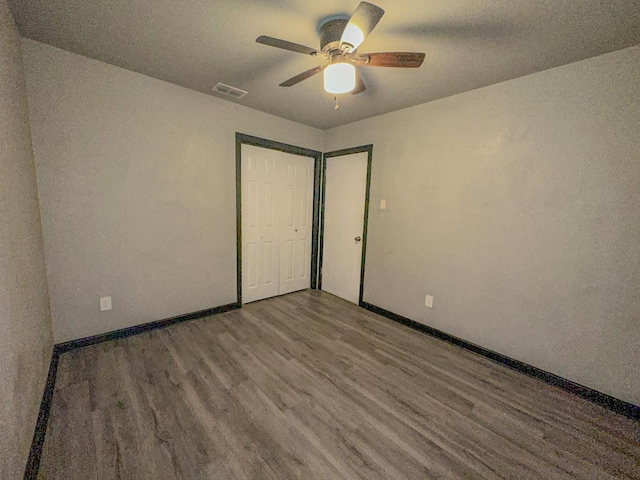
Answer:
[380,199,387,210]
[100,296,112,311]
[425,295,434,308]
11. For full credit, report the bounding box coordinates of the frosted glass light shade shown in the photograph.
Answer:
[341,24,365,50]
[324,63,356,94]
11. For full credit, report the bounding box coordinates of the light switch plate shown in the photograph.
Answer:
[425,295,434,308]
[380,199,387,210]
[100,296,112,311]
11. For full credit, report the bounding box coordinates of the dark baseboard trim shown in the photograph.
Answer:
[360,301,640,421]
[23,349,60,480]
[55,302,240,354]
[24,302,240,479]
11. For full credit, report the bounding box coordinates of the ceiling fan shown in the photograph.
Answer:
[256,2,425,100]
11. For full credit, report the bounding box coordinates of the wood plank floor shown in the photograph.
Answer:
[39,290,640,479]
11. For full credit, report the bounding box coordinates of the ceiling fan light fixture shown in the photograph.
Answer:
[324,62,356,94]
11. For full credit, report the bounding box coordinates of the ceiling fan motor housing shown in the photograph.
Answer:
[320,18,350,54]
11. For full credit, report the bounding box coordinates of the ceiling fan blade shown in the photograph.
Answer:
[340,2,385,51]
[256,36,319,56]
[279,65,326,87]
[351,73,366,95]
[356,52,425,68]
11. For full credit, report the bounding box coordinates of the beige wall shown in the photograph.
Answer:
[325,45,640,405]
[0,3,53,479]
[22,39,324,344]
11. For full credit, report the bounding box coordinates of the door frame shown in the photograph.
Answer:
[318,145,373,306]
[236,133,322,305]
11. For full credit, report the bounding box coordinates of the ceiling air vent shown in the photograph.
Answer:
[212,82,248,99]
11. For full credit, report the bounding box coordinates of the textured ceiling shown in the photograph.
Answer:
[8,0,640,129]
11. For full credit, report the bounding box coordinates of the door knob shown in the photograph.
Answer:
[354,236,361,243]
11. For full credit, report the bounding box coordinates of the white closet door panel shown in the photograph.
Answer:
[242,145,279,303]
[279,155,314,295]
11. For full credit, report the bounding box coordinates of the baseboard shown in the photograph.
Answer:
[360,301,640,421]
[23,349,60,480]
[24,302,240,479]
[55,302,240,354]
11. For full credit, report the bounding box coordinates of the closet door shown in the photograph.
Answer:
[279,154,314,295]
[242,145,280,303]
[241,145,314,303]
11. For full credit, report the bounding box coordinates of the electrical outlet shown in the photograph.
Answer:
[425,295,434,308]
[380,199,387,210]
[100,296,112,311]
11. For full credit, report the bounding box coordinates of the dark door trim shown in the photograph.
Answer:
[319,145,373,305]
[236,133,323,305]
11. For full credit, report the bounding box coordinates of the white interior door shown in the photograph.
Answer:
[279,155,314,295]
[242,145,280,303]
[321,152,369,304]
[241,144,313,303]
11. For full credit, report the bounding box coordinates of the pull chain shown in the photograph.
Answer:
[334,95,340,110]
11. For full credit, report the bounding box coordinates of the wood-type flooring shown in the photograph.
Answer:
[39,290,640,479]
